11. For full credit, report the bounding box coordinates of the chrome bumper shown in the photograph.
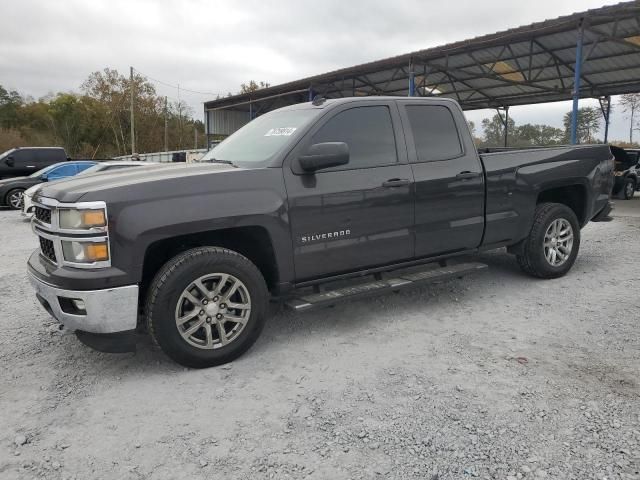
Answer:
[28,272,139,334]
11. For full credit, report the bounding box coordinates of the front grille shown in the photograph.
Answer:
[39,237,57,263]
[35,206,52,224]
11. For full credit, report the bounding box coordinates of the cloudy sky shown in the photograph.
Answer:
[1,0,634,141]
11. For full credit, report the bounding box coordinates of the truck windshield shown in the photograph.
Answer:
[200,109,318,166]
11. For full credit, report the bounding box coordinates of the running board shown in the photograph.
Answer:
[284,262,487,312]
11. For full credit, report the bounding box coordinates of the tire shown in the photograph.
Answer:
[622,178,636,200]
[145,247,269,368]
[6,188,25,210]
[516,203,580,279]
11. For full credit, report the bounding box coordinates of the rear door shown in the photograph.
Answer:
[283,101,414,280]
[397,100,485,257]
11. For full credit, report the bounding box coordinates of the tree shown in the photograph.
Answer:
[0,86,23,129]
[239,80,270,94]
[619,93,640,143]
[562,107,601,144]
[514,123,564,146]
[481,114,515,146]
[1,72,207,157]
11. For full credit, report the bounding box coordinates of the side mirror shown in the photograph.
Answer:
[298,142,349,172]
[5,156,15,167]
[40,174,49,181]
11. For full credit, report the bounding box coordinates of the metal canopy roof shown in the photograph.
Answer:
[204,1,640,115]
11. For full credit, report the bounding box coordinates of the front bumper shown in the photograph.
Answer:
[28,270,139,334]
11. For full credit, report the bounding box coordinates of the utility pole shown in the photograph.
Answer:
[194,126,198,149]
[177,83,182,149]
[164,96,168,152]
[130,66,136,155]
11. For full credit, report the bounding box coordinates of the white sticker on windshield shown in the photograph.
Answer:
[264,127,297,137]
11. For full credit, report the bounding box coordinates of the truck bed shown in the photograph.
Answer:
[478,144,614,247]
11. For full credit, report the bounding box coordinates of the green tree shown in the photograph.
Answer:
[563,107,600,144]
[481,113,515,146]
[0,86,23,129]
[239,80,271,94]
[619,93,640,143]
[514,123,564,146]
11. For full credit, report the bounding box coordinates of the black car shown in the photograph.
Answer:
[0,147,69,179]
[0,161,96,209]
[611,146,639,200]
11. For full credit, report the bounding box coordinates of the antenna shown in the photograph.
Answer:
[311,95,326,106]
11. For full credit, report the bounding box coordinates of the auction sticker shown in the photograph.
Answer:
[264,127,297,136]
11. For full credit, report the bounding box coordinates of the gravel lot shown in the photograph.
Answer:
[1,198,639,480]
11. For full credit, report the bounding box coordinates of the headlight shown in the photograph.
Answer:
[61,240,110,263]
[59,208,106,229]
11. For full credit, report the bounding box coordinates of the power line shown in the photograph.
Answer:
[132,67,224,97]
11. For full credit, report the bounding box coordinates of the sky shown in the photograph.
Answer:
[0,0,635,141]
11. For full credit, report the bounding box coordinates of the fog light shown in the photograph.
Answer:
[72,299,86,311]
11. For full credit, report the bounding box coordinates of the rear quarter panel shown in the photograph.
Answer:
[481,145,613,246]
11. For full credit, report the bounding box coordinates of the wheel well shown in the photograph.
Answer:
[537,185,587,224]
[140,226,279,298]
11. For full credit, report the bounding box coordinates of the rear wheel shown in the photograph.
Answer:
[516,203,580,279]
[622,178,636,200]
[6,188,25,210]
[146,247,268,368]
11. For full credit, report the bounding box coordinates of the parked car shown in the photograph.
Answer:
[0,161,96,209]
[21,161,156,216]
[28,97,614,368]
[0,147,69,179]
[611,146,639,200]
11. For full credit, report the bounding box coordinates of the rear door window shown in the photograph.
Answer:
[404,105,463,162]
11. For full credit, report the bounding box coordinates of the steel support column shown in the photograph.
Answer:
[504,106,509,147]
[408,60,415,97]
[599,96,612,143]
[570,20,585,145]
[308,87,314,102]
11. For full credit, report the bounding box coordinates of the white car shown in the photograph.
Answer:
[22,161,155,217]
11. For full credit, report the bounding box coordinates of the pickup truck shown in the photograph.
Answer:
[27,97,614,368]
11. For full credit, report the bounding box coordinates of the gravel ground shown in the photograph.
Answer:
[0,199,639,480]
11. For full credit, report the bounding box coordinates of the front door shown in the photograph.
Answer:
[397,100,485,257]
[284,101,414,281]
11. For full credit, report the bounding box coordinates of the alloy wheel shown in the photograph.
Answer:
[8,191,23,209]
[174,273,251,350]
[543,218,573,267]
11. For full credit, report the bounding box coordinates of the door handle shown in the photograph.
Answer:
[382,178,410,188]
[456,171,481,180]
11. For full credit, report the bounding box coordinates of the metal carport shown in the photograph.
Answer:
[204,1,640,145]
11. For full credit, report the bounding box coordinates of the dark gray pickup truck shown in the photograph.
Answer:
[27,97,614,368]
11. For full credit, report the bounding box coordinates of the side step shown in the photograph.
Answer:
[284,262,487,312]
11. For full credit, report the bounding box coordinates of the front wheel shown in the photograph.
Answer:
[146,247,269,368]
[516,203,580,279]
[6,188,25,210]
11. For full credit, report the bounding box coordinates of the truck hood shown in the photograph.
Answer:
[36,163,237,203]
